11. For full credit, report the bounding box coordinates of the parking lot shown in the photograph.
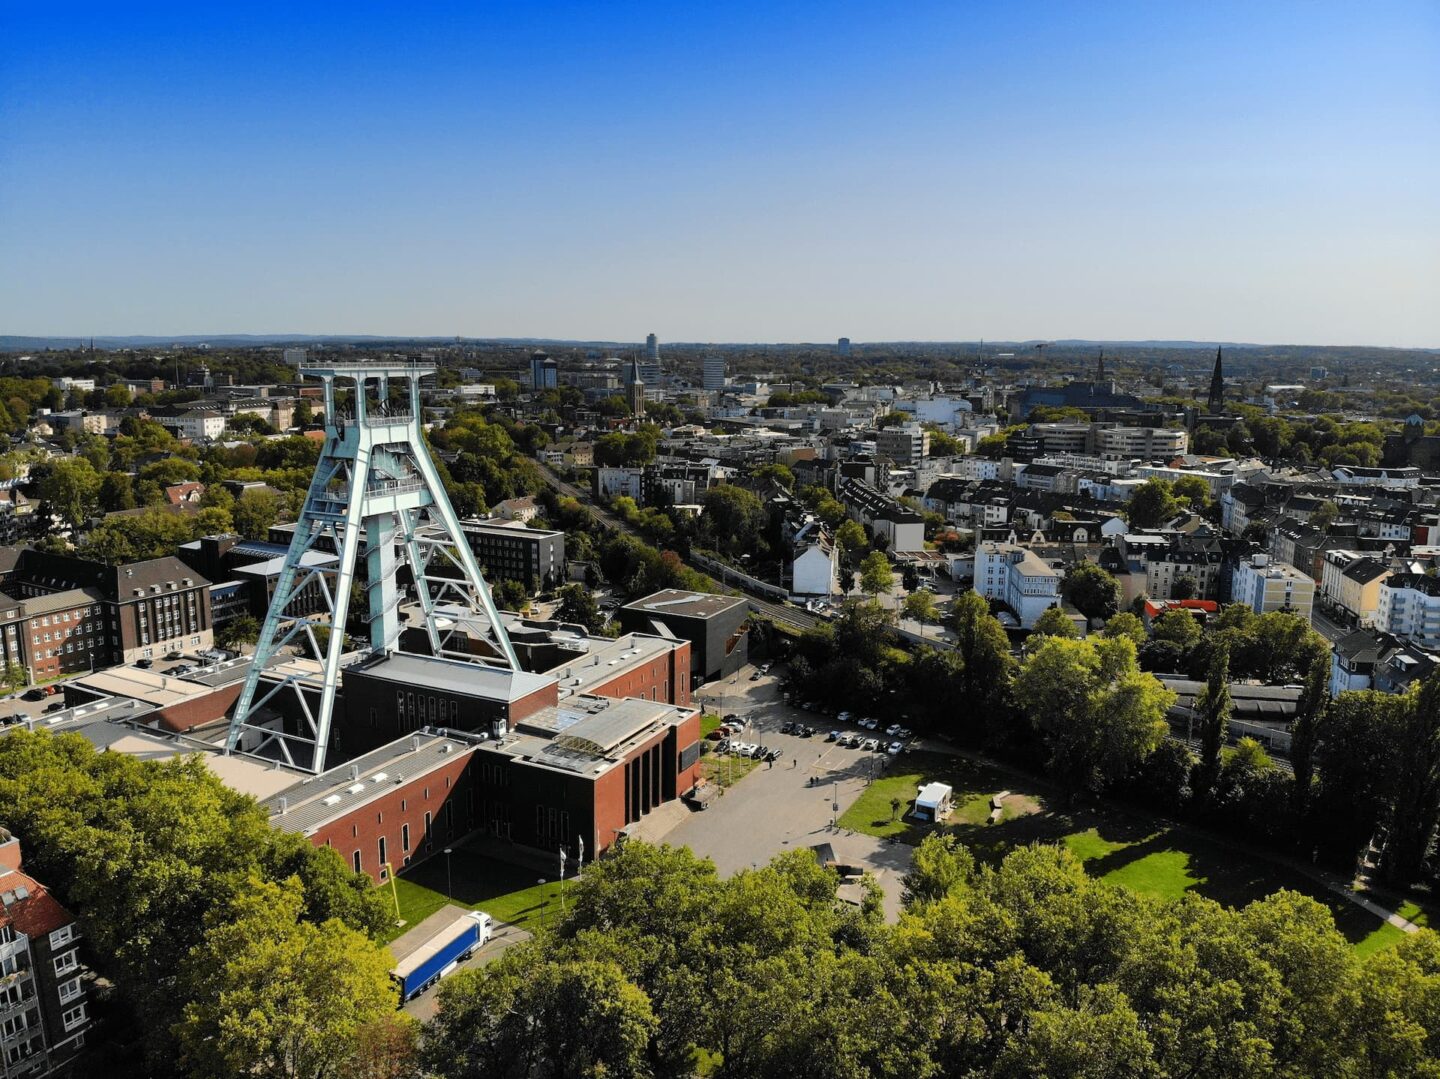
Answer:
[659,666,917,918]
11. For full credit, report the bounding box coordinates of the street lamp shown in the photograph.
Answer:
[444,847,454,901]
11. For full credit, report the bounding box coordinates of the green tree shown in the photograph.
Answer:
[751,462,795,490]
[1127,478,1179,529]
[1151,609,1202,648]
[1171,474,1212,510]
[901,833,975,906]
[176,875,400,1079]
[0,660,27,691]
[1014,636,1174,798]
[427,948,657,1079]
[701,484,766,558]
[1195,641,1233,793]
[1102,611,1146,646]
[901,589,939,638]
[834,518,867,558]
[98,470,137,512]
[1031,606,1078,639]
[1289,637,1331,817]
[234,487,283,540]
[1380,672,1440,886]
[1310,500,1341,530]
[1061,561,1121,621]
[555,583,607,633]
[858,551,893,596]
[217,615,261,650]
[38,456,103,531]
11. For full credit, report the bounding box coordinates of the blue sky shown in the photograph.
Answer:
[2,1,1437,345]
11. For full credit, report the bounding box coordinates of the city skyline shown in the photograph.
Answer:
[2,1,1437,346]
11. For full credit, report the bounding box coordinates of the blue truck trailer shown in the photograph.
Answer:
[390,908,493,1002]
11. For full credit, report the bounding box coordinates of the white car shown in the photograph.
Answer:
[885,724,901,737]
[887,741,903,755]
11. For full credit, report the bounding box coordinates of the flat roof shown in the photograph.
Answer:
[500,696,693,777]
[347,652,556,703]
[19,712,300,800]
[547,633,682,698]
[263,731,481,835]
[69,666,215,708]
[621,588,746,619]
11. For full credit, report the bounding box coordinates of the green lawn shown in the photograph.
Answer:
[837,751,1021,842]
[700,713,722,737]
[377,848,571,944]
[838,752,1409,956]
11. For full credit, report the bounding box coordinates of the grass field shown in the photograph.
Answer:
[377,848,570,944]
[700,713,722,737]
[840,751,1410,955]
[836,751,1026,841]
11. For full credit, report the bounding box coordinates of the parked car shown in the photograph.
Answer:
[885,724,902,737]
[800,725,816,737]
[887,741,904,755]
[826,730,839,741]
[862,738,880,752]
[136,659,153,669]
[897,727,914,740]
[22,689,45,702]
[837,711,852,723]
[840,734,858,748]
[44,701,67,713]
[707,729,725,740]
[749,671,762,681]
[723,713,738,722]
[781,721,797,735]
[763,748,781,762]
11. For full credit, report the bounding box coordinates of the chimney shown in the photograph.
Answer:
[349,764,360,781]
[277,796,288,814]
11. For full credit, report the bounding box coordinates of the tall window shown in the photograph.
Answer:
[352,850,362,874]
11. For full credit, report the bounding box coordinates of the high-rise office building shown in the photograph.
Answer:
[837,338,851,357]
[530,351,558,391]
[702,355,727,391]
[284,348,307,366]
[645,334,660,362]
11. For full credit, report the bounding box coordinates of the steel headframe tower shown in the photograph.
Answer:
[225,359,518,772]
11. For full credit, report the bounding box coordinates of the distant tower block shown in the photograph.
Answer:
[225,359,518,772]
[645,333,660,362]
[837,337,851,357]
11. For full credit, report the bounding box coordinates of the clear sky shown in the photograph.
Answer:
[2,1,1437,345]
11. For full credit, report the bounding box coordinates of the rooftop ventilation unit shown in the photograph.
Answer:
[322,794,342,806]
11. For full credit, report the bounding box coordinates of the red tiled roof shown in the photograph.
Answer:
[0,869,74,938]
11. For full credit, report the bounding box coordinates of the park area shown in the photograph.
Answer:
[377,845,571,944]
[838,749,1417,955]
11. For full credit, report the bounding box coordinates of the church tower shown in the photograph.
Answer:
[1206,346,1224,413]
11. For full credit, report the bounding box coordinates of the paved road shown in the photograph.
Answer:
[1311,605,1351,643]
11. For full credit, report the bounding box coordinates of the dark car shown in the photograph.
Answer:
[22,688,45,701]
[136,659,153,669]
[44,701,66,713]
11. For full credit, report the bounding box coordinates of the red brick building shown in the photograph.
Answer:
[261,640,703,883]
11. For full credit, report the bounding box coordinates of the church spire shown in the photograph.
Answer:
[1206,346,1224,413]
[1096,348,1106,383]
